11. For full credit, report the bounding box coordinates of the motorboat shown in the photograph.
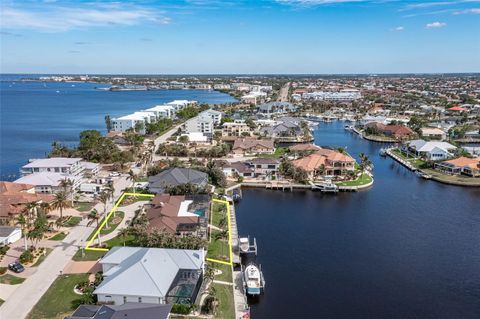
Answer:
[243,262,265,296]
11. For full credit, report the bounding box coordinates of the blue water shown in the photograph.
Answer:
[0,75,236,180]
[236,121,480,319]
[194,209,206,217]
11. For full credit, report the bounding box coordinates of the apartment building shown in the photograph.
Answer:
[222,121,252,137]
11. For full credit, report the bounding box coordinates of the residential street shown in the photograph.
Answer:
[277,82,290,102]
[0,175,130,319]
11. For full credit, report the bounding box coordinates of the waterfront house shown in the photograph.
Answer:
[434,156,480,177]
[0,181,54,225]
[20,157,95,177]
[405,140,457,161]
[259,120,302,139]
[221,162,254,178]
[289,144,322,158]
[232,138,275,156]
[167,100,197,111]
[292,149,355,180]
[257,102,297,117]
[67,303,172,319]
[112,111,156,134]
[222,121,252,137]
[94,247,204,305]
[148,168,208,193]
[420,127,447,140]
[146,194,209,236]
[15,172,82,194]
[365,122,415,140]
[245,158,281,178]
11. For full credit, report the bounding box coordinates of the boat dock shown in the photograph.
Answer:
[385,148,418,172]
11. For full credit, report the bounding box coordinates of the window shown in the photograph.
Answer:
[123,296,127,303]
[138,297,142,303]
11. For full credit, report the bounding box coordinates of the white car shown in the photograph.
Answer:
[109,172,121,177]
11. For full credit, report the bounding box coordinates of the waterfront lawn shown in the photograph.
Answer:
[49,232,67,241]
[211,262,233,282]
[27,274,89,319]
[211,203,227,229]
[0,274,26,285]
[74,202,94,212]
[72,248,105,261]
[422,169,480,186]
[207,231,230,262]
[213,283,235,319]
[336,173,372,187]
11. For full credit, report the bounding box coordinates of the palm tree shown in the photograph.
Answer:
[16,213,28,251]
[117,228,129,246]
[98,191,110,229]
[39,202,51,215]
[25,201,40,229]
[127,170,136,196]
[51,191,70,219]
[87,209,102,245]
[59,178,74,206]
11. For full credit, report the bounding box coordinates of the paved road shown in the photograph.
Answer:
[151,121,188,162]
[153,155,256,163]
[0,176,130,319]
[278,82,290,102]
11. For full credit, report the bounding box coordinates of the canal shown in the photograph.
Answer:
[235,121,480,319]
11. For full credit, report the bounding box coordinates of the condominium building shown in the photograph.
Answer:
[199,109,223,125]
[144,104,176,119]
[184,115,214,135]
[222,121,252,137]
[112,111,156,134]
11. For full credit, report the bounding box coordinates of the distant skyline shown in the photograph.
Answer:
[1,0,480,74]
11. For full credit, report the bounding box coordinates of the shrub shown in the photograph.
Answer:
[0,267,7,275]
[0,245,10,255]
[19,250,34,264]
[171,304,194,315]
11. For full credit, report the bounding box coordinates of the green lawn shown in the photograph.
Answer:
[32,248,53,267]
[105,234,135,249]
[72,248,105,261]
[260,147,289,159]
[74,202,94,212]
[213,283,235,319]
[27,274,89,319]
[211,203,227,228]
[207,231,230,262]
[49,232,67,241]
[87,211,124,241]
[336,173,373,187]
[64,216,82,227]
[0,274,26,285]
[210,262,232,282]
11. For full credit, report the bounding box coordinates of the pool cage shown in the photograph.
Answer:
[166,269,203,305]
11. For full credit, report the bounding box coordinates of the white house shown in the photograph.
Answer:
[15,172,82,193]
[167,100,197,111]
[406,140,457,160]
[0,227,22,245]
[222,121,252,137]
[184,115,214,135]
[144,104,176,119]
[94,247,204,305]
[199,109,222,125]
[20,157,85,177]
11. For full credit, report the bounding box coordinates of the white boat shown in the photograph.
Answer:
[243,263,265,296]
[379,148,387,157]
[239,236,257,255]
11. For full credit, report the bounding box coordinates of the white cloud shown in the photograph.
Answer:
[426,21,447,28]
[392,26,404,31]
[275,0,367,6]
[453,8,480,13]
[0,3,170,32]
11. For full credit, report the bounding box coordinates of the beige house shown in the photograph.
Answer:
[222,121,252,137]
[232,138,275,156]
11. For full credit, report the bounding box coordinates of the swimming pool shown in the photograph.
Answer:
[193,208,206,217]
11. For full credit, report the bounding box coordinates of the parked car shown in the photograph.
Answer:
[109,172,121,177]
[8,261,25,273]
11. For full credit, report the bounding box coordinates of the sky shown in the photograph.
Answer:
[1,0,479,74]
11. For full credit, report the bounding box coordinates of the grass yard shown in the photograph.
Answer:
[74,202,94,212]
[213,283,235,319]
[72,248,105,261]
[261,147,289,159]
[64,216,82,227]
[27,274,89,319]
[211,203,227,228]
[211,262,233,282]
[336,173,373,187]
[87,211,124,241]
[0,274,26,285]
[105,234,135,249]
[32,248,53,267]
[49,232,67,241]
[207,231,230,262]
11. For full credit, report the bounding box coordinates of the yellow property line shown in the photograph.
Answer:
[208,198,233,266]
[85,192,154,251]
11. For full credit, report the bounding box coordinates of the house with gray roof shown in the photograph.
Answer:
[68,303,172,319]
[148,168,208,193]
[257,102,297,117]
[94,247,205,306]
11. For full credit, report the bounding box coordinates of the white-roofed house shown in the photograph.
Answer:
[14,172,82,194]
[94,247,205,306]
[144,104,176,120]
[20,157,84,177]
[405,139,457,161]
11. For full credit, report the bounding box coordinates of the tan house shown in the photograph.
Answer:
[232,138,275,156]
[292,149,355,180]
[435,156,480,177]
[0,182,54,225]
[222,121,252,137]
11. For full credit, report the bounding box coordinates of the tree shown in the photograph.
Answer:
[16,213,28,251]
[98,191,110,229]
[118,228,130,246]
[87,209,101,245]
[178,135,189,145]
[105,115,112,132]
[51,191,70,219]
[128,170,137,195]
[59,178,74,206]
